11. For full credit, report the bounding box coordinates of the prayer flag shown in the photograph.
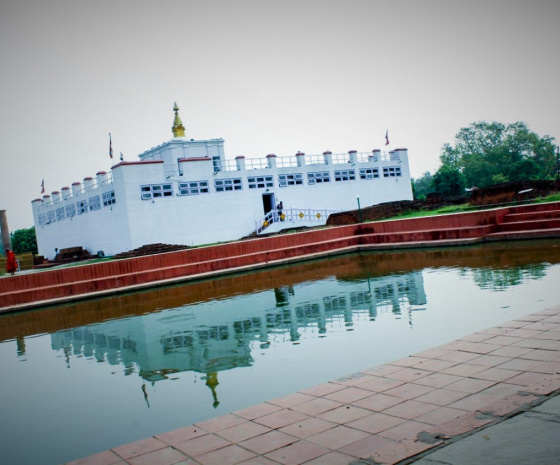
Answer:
[109,133,113,159]
[385,130,390,146]
[41,178,45,194]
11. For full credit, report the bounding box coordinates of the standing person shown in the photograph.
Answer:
[6,248,17,275]
[277,201,284,221]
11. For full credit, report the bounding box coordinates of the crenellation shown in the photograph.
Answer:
[296,151,305,167]
[235,155,246,171]
[266,154,277,169]
[71,182,82,197]
[83,177,95,191]
[51,191,61,204]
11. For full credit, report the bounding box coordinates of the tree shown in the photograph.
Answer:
[412,172,433,200]
[10,227,38,254]
[431,166,466,197]
[440,121,557,188]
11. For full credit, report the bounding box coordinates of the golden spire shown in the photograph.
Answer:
[205,372,220,408]
[172,102,185,137]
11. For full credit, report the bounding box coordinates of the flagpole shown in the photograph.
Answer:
[109,132,114,173]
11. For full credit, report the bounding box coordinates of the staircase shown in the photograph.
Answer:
[486,202,560,241]
[255,207,340,235]
[325,202,560,250]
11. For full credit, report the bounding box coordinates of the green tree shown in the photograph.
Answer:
[440,121,556,188]
[431,166,466,197]
[412,172,433,200]
[10,227,38,254]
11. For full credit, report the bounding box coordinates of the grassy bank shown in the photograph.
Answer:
[387,194,560,222]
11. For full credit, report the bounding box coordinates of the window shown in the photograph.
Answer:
[141,186,151,200]
[56,207,65,221]
[212,156,222,173]
[360,168,380,179]
[278,173,303,187]
[77,200,88,215]
[215,178,242,192]
[140,184,173,200]
[38,214,47,226]
[308,171,330,185]
[66,204,76,218]
[102,191,116,206]
[89,195,101,211]
[248,176,273,189]
[383,167,402,177]
[178,180,209,196]
[334,169,356,182]
[46,210,56,224]
[153,184,173,197]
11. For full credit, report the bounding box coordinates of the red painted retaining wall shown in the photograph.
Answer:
[1,203,558,311]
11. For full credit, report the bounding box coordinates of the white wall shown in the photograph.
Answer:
[33,173,131,258]
[32,142,413,257]
[138,138,225,166]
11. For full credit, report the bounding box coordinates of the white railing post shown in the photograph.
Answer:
[296,151,305,167]
[267,154,277,169]
[235,156,246,171]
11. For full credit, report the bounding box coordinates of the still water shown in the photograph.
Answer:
[1,240,560,465]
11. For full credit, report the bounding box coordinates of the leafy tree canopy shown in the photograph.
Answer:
[430,166,466,197]
[440,121,557,188]
[10,227,38,254]
[412,171,433,200]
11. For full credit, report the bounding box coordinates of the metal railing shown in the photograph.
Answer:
[254,207,340,234]
[276,157,298,168]
[165,151,399,177]
[245,159,268,170]
[221,159,238,171]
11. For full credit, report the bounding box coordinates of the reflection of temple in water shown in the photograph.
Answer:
[0,241,553,411]
[50,271,426,406]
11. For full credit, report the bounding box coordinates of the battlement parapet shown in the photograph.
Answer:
[32,171,114,212]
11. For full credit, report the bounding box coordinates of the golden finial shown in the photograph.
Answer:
[205,372,220,408]
[172,102,185,138]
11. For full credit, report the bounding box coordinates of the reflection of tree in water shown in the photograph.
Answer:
[470,263,548,291]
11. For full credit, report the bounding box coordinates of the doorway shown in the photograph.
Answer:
[262,193,276,221]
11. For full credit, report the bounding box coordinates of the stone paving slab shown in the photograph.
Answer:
[410,396,560,465]
[64,305,560,465]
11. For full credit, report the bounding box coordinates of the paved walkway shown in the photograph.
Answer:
[66,305,560,465]
[410,395,560,464]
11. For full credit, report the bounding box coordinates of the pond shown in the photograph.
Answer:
[1,239,560,465]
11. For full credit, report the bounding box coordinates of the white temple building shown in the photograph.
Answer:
[32,103,413,258]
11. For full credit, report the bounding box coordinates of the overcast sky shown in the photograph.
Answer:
[1,0,559,232]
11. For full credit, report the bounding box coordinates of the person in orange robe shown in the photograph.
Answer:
[6,249,17,275]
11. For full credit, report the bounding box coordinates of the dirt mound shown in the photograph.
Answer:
[470,180,560,205]
[114,243,190,259]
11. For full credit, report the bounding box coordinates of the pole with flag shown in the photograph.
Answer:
[41,178,45,194]
[385,129,390,146]
[109,133,113,159]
